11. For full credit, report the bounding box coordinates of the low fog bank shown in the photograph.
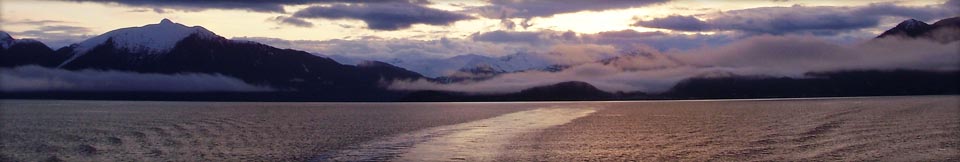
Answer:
[0,66,273,92]
[389,34,960,94]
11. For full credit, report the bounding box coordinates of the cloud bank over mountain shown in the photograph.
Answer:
[0,66,272,92]
[388,34,960,94]
[16,0,954,53]
[292,2,472,30]
[60,0,424,13]
[472,0,668,18]
[237,29,734,62]
[635,1,958,34]
[6,1,958,97]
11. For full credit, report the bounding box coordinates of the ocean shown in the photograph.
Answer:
[1,96,957,161]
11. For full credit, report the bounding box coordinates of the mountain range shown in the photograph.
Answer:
[1,17,958,101]
[2,19,424,101]
[403,17,960,101]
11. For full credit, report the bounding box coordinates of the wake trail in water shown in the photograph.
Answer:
[311,107,597,161]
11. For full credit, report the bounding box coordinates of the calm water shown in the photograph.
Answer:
[1,96,958,161]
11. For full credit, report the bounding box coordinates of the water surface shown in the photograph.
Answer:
[1,96,957,161]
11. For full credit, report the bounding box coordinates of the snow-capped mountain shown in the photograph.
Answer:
[366,52,554,78]
[73,18,218,55]
[489,52,554,71]
[36,19,425,100]
[876,17,960,41]
[59,19,219,67]
[2,17,959,101]
[899,19,929,30]
[877,19,934,38]
[374,54,492,78]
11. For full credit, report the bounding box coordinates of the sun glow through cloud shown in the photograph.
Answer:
[3,0,949,44]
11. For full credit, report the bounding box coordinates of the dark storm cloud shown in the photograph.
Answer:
[292,3,472,30]
[635,2,957,34]
[632,15,709,31]
[475,0,668,18]
[270,16,315,27]
[0,66,273,92]
[61,0,418,13]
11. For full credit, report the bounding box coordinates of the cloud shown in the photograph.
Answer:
[9,25,95,49]
[582,30,737,51]
[543,44,619,65]
[33,25,91,33]
[389,34,960,94]
[674,35,960,76]
[632,15,709,31]
[127,8,169,13]
[469,30,579,45]
[234,35,594,77]
[234,36,540,62]
[499,15,517,30]
[292,2,472,30]
[3,19,70,26]
[240,28,929,81]
[126,8,151,12]
[270,16,314,27]
[390,64,699,94]
[235,29,737,78]
[0,66,272,92]
[61,0,419,13]
[64,0,288,13]
[635,2,957,34]
[474,0,668,18]
[470,29,739,51]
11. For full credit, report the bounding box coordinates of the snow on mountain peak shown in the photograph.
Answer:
[58,19,220,67]
[72,18,219,55]
[897,19,929,29]
[378,52,554,78]
[1,31,14,49]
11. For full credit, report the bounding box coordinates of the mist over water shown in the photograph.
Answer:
[0,66,272,92]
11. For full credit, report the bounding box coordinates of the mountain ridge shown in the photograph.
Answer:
[0,31,68,68]
[2,19,426,101]
[2,17,958,101]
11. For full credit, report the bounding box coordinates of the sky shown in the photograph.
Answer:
[1,0,958,93]
[1,0,954,49]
